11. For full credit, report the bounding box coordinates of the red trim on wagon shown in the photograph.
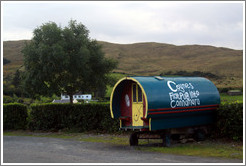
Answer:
[141,117,148,121]
[119,116,130,121]
[149,104,219,112]
[148,107,216,115]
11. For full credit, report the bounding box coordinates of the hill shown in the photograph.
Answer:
[3,40,29,77]
[3,40,243,89]
[98,41,243,89]
[98,41,242,76]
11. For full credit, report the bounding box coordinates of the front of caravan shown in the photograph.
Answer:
[110,77,149,130]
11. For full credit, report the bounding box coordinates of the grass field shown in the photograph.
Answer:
[220,93,243,104]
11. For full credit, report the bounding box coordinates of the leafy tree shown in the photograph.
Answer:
[12,69,21,88]
[22,20,117,103]
[12,69,24,97]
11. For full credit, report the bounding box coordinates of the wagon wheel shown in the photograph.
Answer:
[162,134,171,147]
[129,132,138,146]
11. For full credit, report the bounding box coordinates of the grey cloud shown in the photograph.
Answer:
[2,2,244,49]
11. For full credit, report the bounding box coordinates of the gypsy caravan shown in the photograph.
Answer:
[110,76,220,146]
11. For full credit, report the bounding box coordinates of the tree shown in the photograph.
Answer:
[12,69,21,88]
[12,69,23,97]
[22,20,117,103]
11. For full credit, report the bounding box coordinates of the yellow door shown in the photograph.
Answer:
[132,83,143,126]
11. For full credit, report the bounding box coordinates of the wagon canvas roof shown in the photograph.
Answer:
[110,76,220,119]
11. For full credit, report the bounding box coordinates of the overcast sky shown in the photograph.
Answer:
[1,1,244,50]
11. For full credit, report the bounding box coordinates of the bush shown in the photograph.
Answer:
[212,102,243,140]
[3,103,28,130]
[4,102,242,140]
[28,103,119,133]
[3,95,15,103]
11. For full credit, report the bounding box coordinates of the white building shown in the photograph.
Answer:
[61,93,92,101]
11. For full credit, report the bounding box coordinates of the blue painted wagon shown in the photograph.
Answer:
[110,76,220,146]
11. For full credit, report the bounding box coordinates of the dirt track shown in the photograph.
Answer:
[3,136,243,163]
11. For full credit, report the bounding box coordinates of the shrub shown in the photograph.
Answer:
[28,103,119,132]
[3,95,15,103]
[3,103,28,130]
[5,102,242,140]
[212,102,243,140]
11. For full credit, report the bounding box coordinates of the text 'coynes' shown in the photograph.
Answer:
[167,81,200,108]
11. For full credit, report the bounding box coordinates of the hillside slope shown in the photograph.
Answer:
[3,40,29,77]
[98,41,243,77]
[3,40,243,88]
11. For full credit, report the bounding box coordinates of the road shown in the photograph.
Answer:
[3,136,243,163]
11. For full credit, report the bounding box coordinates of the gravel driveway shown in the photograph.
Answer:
[3,136,243,163]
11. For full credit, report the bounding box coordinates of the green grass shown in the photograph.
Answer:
[78,135,129,145]
[220,93,243,104]
[3,131,243,160]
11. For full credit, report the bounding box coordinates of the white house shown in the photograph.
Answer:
[61,93,92,101]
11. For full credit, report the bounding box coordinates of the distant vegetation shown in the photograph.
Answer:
[3,40,243,101]
[220,93,243,104]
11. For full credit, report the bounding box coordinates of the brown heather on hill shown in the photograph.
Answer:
[3,40,243,88]
[98,41,243,77]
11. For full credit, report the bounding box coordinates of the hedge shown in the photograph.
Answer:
[3,103,28,130]
[3,102,243,141]
[28,103,119,132]
[213,102,243,140]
